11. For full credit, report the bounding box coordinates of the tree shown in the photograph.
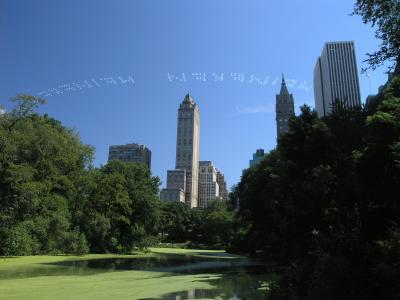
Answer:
[159,201,194,243]
[80,160,161,253]
[353,0,400,73]
[0,95,162,255]
[6,94,46,132]
[0,97,93,255]
[232,75,400,299]
[203,201,234,246]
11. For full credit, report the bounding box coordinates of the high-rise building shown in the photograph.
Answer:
[276,75,295,138]
[314,41,361,116]
[249,148,266,167]
[108,143,151,169]
[160,94,200,207]
[216,171,229,201]
[176,94,200,207]
[198,161,220,208]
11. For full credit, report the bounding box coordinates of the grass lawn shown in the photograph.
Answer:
[0,248,231,300]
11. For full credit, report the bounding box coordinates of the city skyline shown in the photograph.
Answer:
[160,94,228,207]
[0,0,388,188]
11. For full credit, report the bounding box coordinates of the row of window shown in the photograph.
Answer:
[177,151,192,158]
[177,138,192,145]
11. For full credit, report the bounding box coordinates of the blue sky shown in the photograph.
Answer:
[0,0,388,189]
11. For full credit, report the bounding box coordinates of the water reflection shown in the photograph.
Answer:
[139,269,272,299]
[0,252,272,299]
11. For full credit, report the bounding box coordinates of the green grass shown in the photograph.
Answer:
[0,248,230,300]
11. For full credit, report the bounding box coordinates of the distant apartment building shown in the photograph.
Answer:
[198,161,220,208]
[276,75,295,138]
[314,41,361,116]
[249,148,266,167]
[159,170,186,203]
[216,171,229,201]
[108,143,151,169]
[159,187,185,203]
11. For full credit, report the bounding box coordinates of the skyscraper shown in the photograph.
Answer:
[176,94,200,207]
[108,143,151,169]
[276,75,295,138]
[314,41,361,116]
[160,94,200,208]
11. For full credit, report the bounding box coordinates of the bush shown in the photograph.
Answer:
[64,229,89,256]
[4,221,40,255]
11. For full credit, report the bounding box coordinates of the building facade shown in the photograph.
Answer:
[165,169,186,190]
[108,143,151,169]
[249,148,266,167]
[198,161,220,208]
[276,75,295,138]
[176,94,200,207]
[314,41,361,117]
[216,171,229,201]
[160,94,200,207]
[159,188,185,203]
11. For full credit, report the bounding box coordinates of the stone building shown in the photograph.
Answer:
[198,161,219,208]
[160,94,200,208]
[276,75,295,138]
[108,143,151,169]
[216,171,228,201]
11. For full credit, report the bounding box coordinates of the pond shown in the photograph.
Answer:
[0,249,273,300]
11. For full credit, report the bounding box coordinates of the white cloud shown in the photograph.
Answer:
[0,107,6,115]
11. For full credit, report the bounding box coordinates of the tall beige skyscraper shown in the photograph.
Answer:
[175,94,200,207]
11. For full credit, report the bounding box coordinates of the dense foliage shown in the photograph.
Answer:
[232,75,400,299]
[77,160,161,253]
[160,200,234,248]
[0,95,161,255]
[353,0,400,73]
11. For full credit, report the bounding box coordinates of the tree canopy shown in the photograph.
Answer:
[232,75,400,299]
[353,0,400,73]
[0,96,161,255]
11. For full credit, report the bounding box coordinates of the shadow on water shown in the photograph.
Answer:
[0,252,266,280]
[138,270,273,300]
